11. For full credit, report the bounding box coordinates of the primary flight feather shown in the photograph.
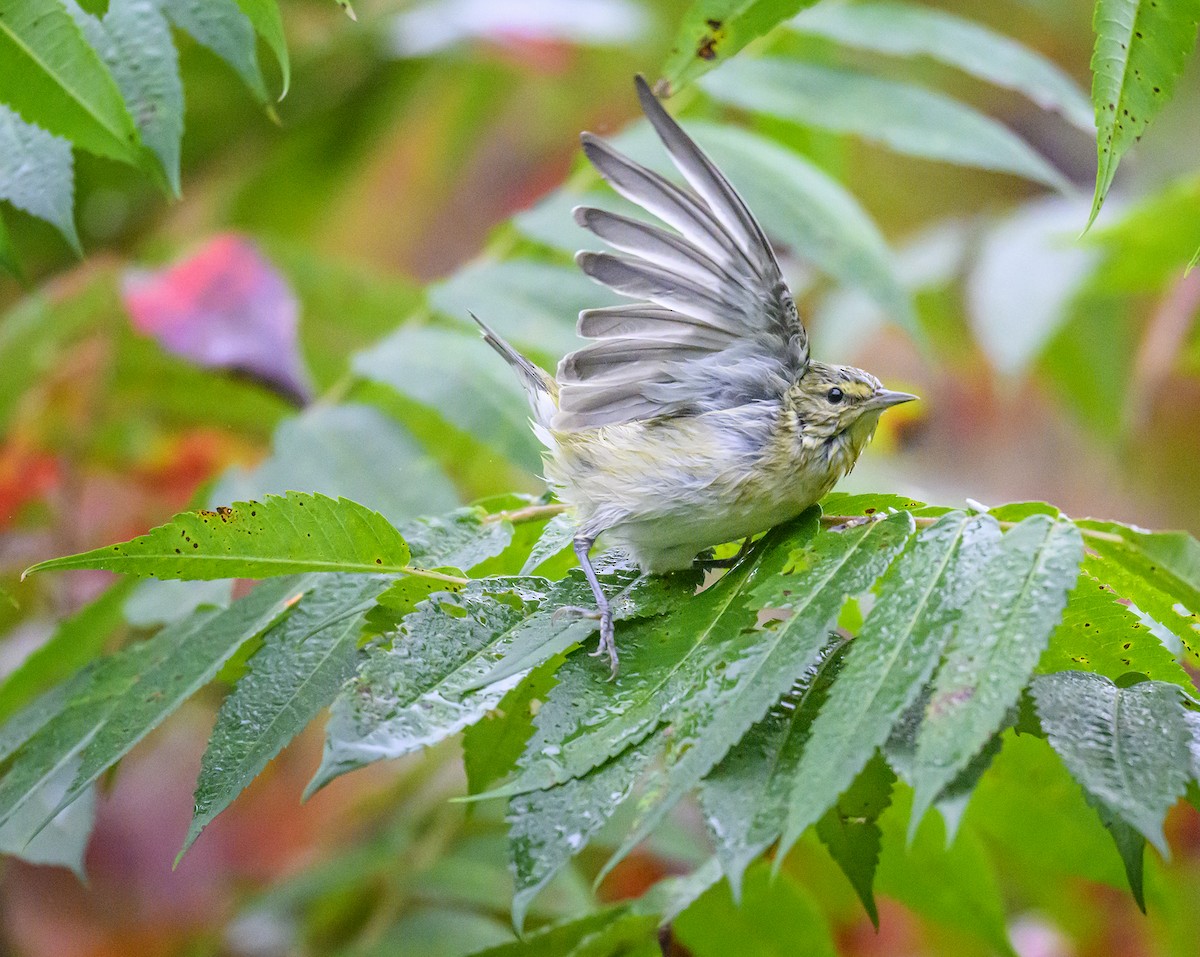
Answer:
[472,76,915,673]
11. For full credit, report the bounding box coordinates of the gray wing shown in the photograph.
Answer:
[554,76,808,431]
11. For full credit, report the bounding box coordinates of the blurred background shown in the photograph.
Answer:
[1,0,1199,954]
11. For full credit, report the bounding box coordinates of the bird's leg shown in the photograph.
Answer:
[550,536,617,676]
[693,536,755,570]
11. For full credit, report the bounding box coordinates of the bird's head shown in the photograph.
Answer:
[790,361,917,452]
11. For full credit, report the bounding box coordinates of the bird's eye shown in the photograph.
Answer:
[827,388,844,404]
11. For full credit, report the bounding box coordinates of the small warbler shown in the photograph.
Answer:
[473,76,916,673]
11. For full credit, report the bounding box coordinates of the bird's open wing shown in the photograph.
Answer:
[553,76,808,431]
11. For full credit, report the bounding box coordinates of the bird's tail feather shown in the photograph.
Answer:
[469,312,558,437]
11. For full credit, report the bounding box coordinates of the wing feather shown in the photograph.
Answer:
[556,76,809,432]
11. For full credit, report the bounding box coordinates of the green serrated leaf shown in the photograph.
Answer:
[520,512,576,577]
[506,519,814,797]
[1037,570,1192,687]
[661,0,819,92]
[0,578,135,724]
[508,730,664,932]
[790,1,1094,131]
[602,512,913,877]
[814,753,894,927]
[67,0,184,195]
[699,639,848,892]
[776,512,997,862]
[1078,519,1200,664]
[987,501,1061,522]
[0,577,304,838]
[0,0,141,166]
[21,491,445,583]
[1093,796,1148,911]
[233,0,289,98]
[463,655,563,798]
[672,861,837,957]
[0,760,95,878]
[1033,671,1191,854]
[158,0,269,104]
[1088,0,1200,227]
[701,58,1069,191]
[310,580,547,794]
[180,573,391,860]
[909,516,1082,829]
[0,104,80,253]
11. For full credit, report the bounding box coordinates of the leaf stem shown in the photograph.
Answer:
[485,503,568,525]
[400,566,471,587]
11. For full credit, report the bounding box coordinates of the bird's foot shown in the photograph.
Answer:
[587,608,619,679]
[550,605,619,677]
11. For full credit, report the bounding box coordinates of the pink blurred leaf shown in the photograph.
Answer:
[121,234,313,404]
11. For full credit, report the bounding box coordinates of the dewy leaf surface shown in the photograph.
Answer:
[23,492,424,581]
[0,0,141,165]
[181,573,392,858]
[604,512,914,872]
[0,577,304,837]
[508,730,665,933]
[661,0,820,92]
[1033,671,1192,853]
[699,639,848,891]
[506,516,818,796]
[702,58,1069,191]
[790,1,1094,131]
[777,512,997,861]
[1088,0,1200,226]
[909,516,1083,825]
[814,754,894,927]
[310,580,548,793]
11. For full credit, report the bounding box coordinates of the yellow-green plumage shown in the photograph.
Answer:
[471,77,915,672]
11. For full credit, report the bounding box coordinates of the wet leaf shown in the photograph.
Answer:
[23,491,423,582]
[157,0,268,104]
[1087,0,1200,227]
[0,577,304,839]
[1033,671,1192,854]
[508,730,664,932]
[602,512,913,876]
[699,639,848,892]
[181,573,393,859]
[777,513,996,861]
[309,580,548,793]
[909,516,1082,829]
[1037,571,1192,688]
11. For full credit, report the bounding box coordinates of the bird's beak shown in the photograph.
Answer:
[868,389,919,410]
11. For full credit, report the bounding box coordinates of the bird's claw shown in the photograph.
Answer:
[587,610,619,679]
[551,604,601,624]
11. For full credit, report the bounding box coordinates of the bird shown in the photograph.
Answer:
[472,76,916,675]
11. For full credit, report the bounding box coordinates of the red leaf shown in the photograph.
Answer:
[121,235,312,404]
